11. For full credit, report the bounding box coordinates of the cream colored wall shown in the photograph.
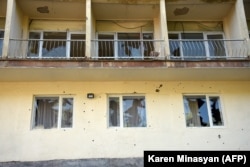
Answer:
[96,21,153,32]
[0,81,249,162]
[223,0,248,39]
[30,20,86,32]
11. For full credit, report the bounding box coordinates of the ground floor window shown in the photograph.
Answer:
[183,95,224,127]
[108,95,146,128]
[32,96,74,129]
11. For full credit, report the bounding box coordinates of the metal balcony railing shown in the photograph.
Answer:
[3,38,249,60]
[91,39,164,59]
[169,39,248,60]
[7,39,86,59]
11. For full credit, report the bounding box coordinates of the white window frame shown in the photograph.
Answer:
[168,31,225,59]
[97,32,154,59]
[29,31,85,58]
[96,32,116,58]
[183,94,224,128]
[107,94,147,128]
[67,32,86,58]
[31,95,74,130]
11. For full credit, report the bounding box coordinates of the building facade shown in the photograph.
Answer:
[0,0,250,166]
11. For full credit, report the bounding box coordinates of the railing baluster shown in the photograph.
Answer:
[5,38,248,60]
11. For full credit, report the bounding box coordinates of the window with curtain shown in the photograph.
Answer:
[108,95,146,128]
[32,96,73,129]
[183,95,224,127]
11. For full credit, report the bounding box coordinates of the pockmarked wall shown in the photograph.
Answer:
[0,81,249,162]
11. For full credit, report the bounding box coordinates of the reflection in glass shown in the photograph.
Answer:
[28,32,40,57]
[184,96,209,127]
[34,97,59,129]
[118,33,141,58]
[209,96,224,126]
[207,34,226,57]
[42,32,67,57]
[61,98,73,128]
[169,33,181,57]
[181,33,206,58]
[123,96,146,127]
[109,97,120,127]
[184,96,224,127]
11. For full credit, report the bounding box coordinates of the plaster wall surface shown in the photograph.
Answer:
[0,81,249,162]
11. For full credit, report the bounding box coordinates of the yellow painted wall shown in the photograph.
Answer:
[0,18,5,29]
[0,81,249,162]
[30,20,86,32]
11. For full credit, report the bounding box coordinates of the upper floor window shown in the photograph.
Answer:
[108,95,146,128]
[169,32,226,59]
[97,32,154,59]
[183,95,224,128]
[0,30,4,56]
[32,96,74,129]
[28,31,85,58]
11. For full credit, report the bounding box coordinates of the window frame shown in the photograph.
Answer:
[31,95,74,130]
[168,31,225,59]
[107,94,147,128]
[97,32,154,59]
[28,31,85,58]
[183,94,224,128]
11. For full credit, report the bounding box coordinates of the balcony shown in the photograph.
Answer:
[3,38,249,60]
[169,39,249,60]
[91,39,163,60]
[7,38,86,59]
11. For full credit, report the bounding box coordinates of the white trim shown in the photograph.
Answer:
[107,94,147,128]
[31,95,74,130]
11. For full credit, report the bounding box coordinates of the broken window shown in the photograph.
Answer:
[42,32,67,57]
[108,95,146,128]
[183,95,224,127]
[97,32,154,59]
[169,32,226,59]
[28,31,85,58]
[32,96,73,129]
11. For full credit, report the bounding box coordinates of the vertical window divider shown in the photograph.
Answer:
[119,96,124,128]
[204,33,210,60]
[114,33,118,59]
[38,32,43,58]
[57,97,63,128]
[66,32,71,58]
[206,95,213,127]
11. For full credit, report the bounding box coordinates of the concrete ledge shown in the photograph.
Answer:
[0,158,143,167]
